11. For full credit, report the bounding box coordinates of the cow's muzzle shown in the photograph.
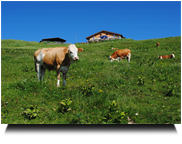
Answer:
[74,56,79,61]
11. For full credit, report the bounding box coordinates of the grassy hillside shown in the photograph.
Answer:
[1,36,181,124]
[1,39,70,49]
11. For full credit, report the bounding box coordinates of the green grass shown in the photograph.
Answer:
[1,36,181,124]
[1,39,70,49]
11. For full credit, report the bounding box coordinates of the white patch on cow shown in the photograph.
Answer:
[36,50,45,65]
[60,66,68,73]
[57,80,60,87]
[68,44,79,63]
[116,57,120,62]
[109,56,113,62]
[160,56,162,59]
[127,53,131,62]
[36,63,40,78]
[172,54,175,58]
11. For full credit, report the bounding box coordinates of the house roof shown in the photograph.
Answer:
[40,37,66,42]
[86,30,123,39]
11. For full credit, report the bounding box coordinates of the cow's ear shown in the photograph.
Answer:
[66,49,69,53]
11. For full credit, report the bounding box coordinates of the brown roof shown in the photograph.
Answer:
[86,30,123,39]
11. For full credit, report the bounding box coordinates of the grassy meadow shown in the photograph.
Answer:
[1,37,181,124]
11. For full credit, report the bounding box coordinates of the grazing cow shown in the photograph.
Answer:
[112,47,118,50]
[156,42,160,47]
[157,54,175,59]
[78,48,84,52]
[34,44,79,87]
[109,49,131,62]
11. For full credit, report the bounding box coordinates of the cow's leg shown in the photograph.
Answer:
[127,53,131,62]
[63,72,67,86]
[119,57,123,62]
[36,63,41,80]
[117,57,120,62]
[41,66,46,82]
[56,65,61,87]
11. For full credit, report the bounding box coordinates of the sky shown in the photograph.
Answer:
[1,1,181,44]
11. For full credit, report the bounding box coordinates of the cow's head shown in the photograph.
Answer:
[171,54,175,58]
[68,44,79,63]
[109,56,119,62]
[109,56,114,62]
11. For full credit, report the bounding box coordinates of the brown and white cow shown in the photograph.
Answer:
[112,47,118,50]
[78,48,84,52]
[156,42,160,47]
[158,54,175,59]
[34,44,79,87]
[109,49,131,63]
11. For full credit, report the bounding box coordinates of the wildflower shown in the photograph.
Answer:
[135,113,138,115]
[163,105,165,107]
[6,102,8,104]
[99,89,103,93]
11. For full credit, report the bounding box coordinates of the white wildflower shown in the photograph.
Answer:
[135,113,138,115]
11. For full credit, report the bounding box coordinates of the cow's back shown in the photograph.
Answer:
[117,49,131,57]
[34,48,51,58]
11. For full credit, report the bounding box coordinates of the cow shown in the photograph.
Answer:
[34,44,79,87]
[109,49,131,63]
[112,47,118,50]
[157,54,175,59]
[156,42,160,47]
[78,48,84,52]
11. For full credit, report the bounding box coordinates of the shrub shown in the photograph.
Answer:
[101,100,128,124]
[22,105,39,120]
[58,98,72,114]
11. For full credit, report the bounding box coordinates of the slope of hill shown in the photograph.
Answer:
[1,36,181,124]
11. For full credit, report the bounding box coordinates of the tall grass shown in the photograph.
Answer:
[1,36,181,124]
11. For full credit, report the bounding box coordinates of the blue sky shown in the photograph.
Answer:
[1,1,181,44]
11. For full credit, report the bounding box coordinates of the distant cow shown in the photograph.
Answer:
[112,47,118,50]
[156,42,160,47]
[157,54,175,59]
[34,44,79,87]
[78,48,84,52]
[109,49,131,62]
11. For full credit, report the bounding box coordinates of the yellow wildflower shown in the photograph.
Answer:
[99,89,103,93]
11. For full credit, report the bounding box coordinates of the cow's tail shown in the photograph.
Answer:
[156,54,159,58]
[34,55,37,72]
